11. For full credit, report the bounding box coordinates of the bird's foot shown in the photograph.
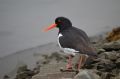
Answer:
[66,64,73,70]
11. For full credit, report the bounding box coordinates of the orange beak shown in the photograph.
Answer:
[43,23,57,32]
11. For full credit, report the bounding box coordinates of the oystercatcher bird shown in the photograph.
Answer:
[44,17,97,70]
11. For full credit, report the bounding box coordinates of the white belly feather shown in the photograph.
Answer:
[57,33,79,56]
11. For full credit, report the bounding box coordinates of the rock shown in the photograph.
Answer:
[111,68,120,76]
[97,59,116,72]
[115,73,120,79]
[3,75,10,79]
[41,59,50,65]
[84,57,100,69]
[116,50,120,58]
[49,52,66,63]
[96,48,106,54]
[104,51,118,61]
[32,72,76,79]
[15,65,35,79]
[102,40,120,51]
[41,52,66,65]
[15,70,35,79]
[33,61,41,74]
[106,27,120,42]
[99,51,118,61]
[100,72,115,79]
[17,65,28,74]
[98,53,106,59]
[74,69,101,79]
[115,58,120,68]
[61,78,72,79]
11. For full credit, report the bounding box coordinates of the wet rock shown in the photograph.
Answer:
[74,69,101,79]
[102,40,120,51]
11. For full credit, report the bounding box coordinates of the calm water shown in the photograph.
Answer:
[0,0,120,58]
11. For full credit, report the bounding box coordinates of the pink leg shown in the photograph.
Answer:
[66,55,72,69]
[77,55,82,69]
[77,55,87,70]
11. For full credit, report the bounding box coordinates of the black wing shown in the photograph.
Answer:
[59,27,97,57]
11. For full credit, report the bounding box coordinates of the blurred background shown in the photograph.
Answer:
[0,0,120,58]
[0,0,120,78]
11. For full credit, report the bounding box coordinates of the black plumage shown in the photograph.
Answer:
[58,27,97,57]
[44,16,98,70]
[56,17,97,57]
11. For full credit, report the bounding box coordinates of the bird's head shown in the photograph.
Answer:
[44,17,72,31]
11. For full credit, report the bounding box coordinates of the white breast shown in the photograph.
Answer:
[58,33,63,38]
[57,33,63,48]
[57,33,79,56]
